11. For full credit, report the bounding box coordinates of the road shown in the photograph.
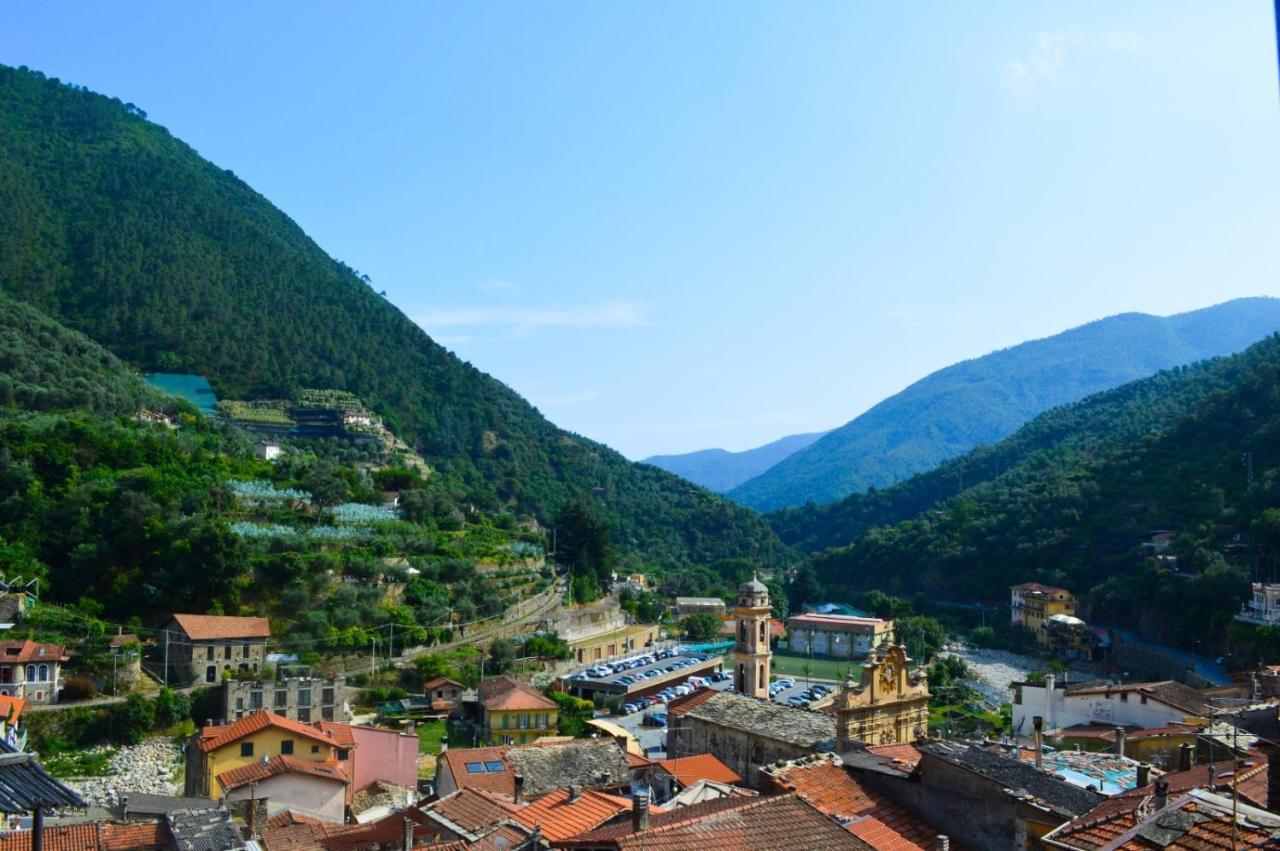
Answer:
[1106,625,1231,686]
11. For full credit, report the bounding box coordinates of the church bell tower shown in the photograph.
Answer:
[734,574,772,698]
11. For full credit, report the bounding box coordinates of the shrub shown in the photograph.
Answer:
[61,676,97,701]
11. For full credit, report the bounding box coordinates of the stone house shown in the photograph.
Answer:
[0,640,69,704]
[423,676,464,714]
[665,689,837,787]
[222,674,345,724]
[165,613,270,685]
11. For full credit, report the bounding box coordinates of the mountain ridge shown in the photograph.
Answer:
[642,430,828,492]
[729,297,1280,511]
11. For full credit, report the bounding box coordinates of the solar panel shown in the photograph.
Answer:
[485,760,504,772]
[465,762,487,774]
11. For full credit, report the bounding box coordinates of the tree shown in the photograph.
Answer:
[153,687,190,728]
[111,693,155,745]
[680,613,724,642]
[556,496,613,596]
[487,639,517,674]
[787,562,823,612]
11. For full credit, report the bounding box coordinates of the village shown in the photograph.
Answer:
[0,565,1275,850]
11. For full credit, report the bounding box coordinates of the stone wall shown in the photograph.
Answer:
[667,715,816,788]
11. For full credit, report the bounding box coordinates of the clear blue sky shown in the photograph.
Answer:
[4,2,1280,459]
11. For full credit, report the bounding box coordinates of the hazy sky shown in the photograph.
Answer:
[5,3,1280,458]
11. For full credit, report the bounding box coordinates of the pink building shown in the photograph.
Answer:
[349,724,419,792]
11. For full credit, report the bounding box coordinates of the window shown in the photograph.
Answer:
[280,739,293,755]
[34,691,42,701]
[235,697,244,711]
[224,645,232,660]
[240,742,254,757]
[311,745,320,754]
[321,706,334,721]
[250,691,263,709]
[37,665,47,682]
[465,762,487,774]
[759,663,764,685]
[298,689,311,707]
[206,666,216,683]
[322,688,334,705]
[501,714,509,729]
[759,621,766,642]
[485,760,504,772]
[297,708,310,722]
[275,690,287,708]
[24,666,33,682]
[206,646,214,661]
[242,643,250,658]
[337,748,349,761]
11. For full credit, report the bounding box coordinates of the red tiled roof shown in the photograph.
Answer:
[267,809,330,830]
[626,751,654,768]
[0,823,100,851]
[0,695,24,724]
[0,640,68,664]
[217,754,347,791]
[314,720,356,748]
[656,754,742,788]
[559,793,868,850]
[468,824,533,851]
[761,757,941,849]
[260,821,349,851]
[108,634,139,649]
[1045,793,1148,849]
[1048,792,1279,850]
[865,743,922,773]
[513,788,631,841]
[198,710,339,752]
[438,745,516,796]
[477,676,557,711]
[100,822,169,850]
[424,788,521,836]
[1233,760,1269,810]
[422,677,464,691]
[318,807,438,851]
[171,612,270,640]
[846,815,918,851]
[666,688,718,717]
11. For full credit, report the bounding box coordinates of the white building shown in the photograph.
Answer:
[1236,582,1280,627]
[253,440,282,461]
[786,614,893,659]
[1011,674,1209,737]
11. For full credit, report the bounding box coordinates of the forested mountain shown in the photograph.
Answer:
[730,299,1280,511]
[0,64,789,571]
[800,334,1280,652]
[642,431,827,492]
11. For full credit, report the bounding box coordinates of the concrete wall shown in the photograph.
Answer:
[1110,634,1216,690]
[351,725,419,792]
[1012,677,1197,735]
[225,773,345,823]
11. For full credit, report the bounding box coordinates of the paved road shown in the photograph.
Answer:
[1106,625,1231,686]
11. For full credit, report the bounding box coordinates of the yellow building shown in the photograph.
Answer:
[1010,582,1077,646]
[184,710,349,800]
[477,676,559,746]
[832,644,930,747]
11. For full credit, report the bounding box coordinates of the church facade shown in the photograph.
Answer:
[832,644,930,748]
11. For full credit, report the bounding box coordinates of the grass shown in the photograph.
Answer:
[43,747,116,779]
[770,652,862,683]
[417,720,447,755]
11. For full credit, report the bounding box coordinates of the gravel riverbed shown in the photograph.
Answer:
[69,738,183,807]
[944,644,1095,709]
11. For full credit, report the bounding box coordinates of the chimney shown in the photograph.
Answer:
[1136,763,1150,788]
[513,774,525,805]
[1178,742,1194,772]
[935,836,950,851]
[402,816,414,851]
[1113,727,1126,758]
[1267,747,1280,814]
[1032,716,1044,769]
[1044,673,1056,729]
[632,790,650,833]
[1154,776,1169,810]
[1207,763,1216,788]
[567,784,581,803]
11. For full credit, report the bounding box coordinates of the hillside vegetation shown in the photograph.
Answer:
[803,334,1280,652]
[731,299,1280,511]
[0,63,788,571]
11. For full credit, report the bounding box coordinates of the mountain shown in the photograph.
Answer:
[642,431,828,492]
[0,63,790,571]
[729,298,1280,511]
[800,333,1280,652]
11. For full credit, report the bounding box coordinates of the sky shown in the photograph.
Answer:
[4,2,1280,459]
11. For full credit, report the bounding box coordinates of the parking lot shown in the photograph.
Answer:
[560,646,726,704]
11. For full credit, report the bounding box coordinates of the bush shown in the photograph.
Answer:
[110,694,155,745]
[61,676,97,702]
[153,687,190,728]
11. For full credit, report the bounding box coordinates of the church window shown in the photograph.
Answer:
[758,663,764,684]
[759,621,765,642]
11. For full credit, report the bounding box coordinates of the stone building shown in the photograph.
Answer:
[666,689,836,787]
[831,644,930,748]
[222,673,346,723]
[733,577,771,699]
[165,614,270,685]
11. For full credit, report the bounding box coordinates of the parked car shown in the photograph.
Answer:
[644,711,669,727]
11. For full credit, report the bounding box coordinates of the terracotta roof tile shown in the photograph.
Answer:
[171,612,269,640]
[559,793,869,850]
[318,807,438,851]
[422,677,464,691]
[267,809,330,830]
[760,756,941,849]
[468,823,533,850]
[0,824,99,851]
[656,755,741,788]
[865,743,922,773]
[100,822,169,850]
[198,710,338,752]
[313,720,356,748]
[423,788,521,838]
[0,640,68,664]
[438,745,516,796]
[217,754,348,792]
[846,815,919,851]
[514,788,631,841]
[477,676,557,711]
[665,688,719,717]
[1047,792,1280,850]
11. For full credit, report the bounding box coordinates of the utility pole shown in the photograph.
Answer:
[370,638,376,679]
[163,630,169,687]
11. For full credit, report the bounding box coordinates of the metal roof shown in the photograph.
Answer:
[0,741,85,814]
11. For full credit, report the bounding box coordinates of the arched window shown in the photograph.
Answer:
[758,663,764,685]
[24,666,34,682]
[37,665,47,682]
[759,621,766,643]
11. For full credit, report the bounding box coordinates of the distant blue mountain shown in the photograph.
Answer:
[729,297,1280,511]
[642,431,828,493]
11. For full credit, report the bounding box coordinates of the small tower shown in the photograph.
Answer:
[734,574,772,698]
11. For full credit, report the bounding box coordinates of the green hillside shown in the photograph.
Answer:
[805,334,1280,652]
[0,64,788,571]
[731,299,1280,511]
[642,431,828,493]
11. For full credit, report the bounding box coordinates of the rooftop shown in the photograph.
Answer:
[558,792,869,850]
[512,787,632,841]
[675,690,837,751]
[656,754,742,788]
[170,613,270,640]
[919,741,1103,818]
[1062,680,1210,717]
[440,738,634,800]
[197,710,342,752]
[1043,789,1280,850]
[421,788,521,841]
[0,640,68,664]
[217,754,347,792]
[164,807,245,851]
[477,676,558,712]
[0,739,85,815]
[787,614,889,631]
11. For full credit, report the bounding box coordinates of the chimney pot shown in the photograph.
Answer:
[1154,776,1169,810]
[1032,716,1044,770]
[632,790,650,832]
[513,774,525,805]
[403,817,414,851]
[1178,742,1194,772]
[936,837,950,851]
[1114,727,1126,758]
[1136,763,1150,788]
